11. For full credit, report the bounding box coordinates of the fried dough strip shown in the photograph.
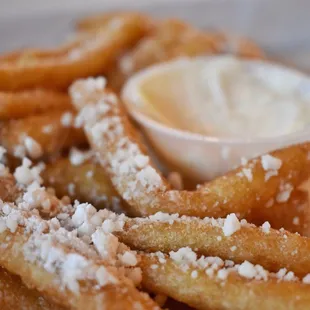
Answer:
[0,172,159,309]
[0,15,150,91]
[0,267,62,310]
[42,155,310,234]
[70,80,310,218]
[42,157,123,210]
[76,11,154,34]
[111,212,310,277]
[140,254,310,310]
[107,19,264,91]
[0,228,159,310]
[0,89,71,120]
[247,189,310,236]
[0,110,86,158]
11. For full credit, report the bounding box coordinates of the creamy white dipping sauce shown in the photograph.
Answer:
[197,56,310,138]
[132,56,310,139]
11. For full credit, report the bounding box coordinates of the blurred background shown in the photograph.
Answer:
[1,0,309,70]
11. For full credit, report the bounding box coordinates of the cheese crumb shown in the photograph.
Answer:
[84,77,107,92]
[13,145,26,158]
[238,261,257,279]
[242,168,253,182]
[24,136,43,159]
[120,251,138,267]
[148,212,179,224]
[92,230,118,260]
[303,274,310,284]
[14,158,43,185]
[261,221,271,234]
[217,269,229,280]
[61,112,73,127]
[222,213,241,236]
[42,125,53,134]
[169,247,197,265]
[95,266,118,286]
[261,154,282,171]
[293,217,300,225]
[276,183,293,203]
[69,148,93,166]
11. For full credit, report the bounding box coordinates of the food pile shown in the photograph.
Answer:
[0,12,310,310]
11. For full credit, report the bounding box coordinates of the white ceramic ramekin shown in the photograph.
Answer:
[122,57,310,181]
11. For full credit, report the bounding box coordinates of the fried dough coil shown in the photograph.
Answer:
[107,19,264,91]
[76,11,154,34]
[0,89,71,120]
[70,80,310,218]
[0,15,150,91]
[0,110,85,159]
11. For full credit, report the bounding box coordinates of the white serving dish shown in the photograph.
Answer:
[122,57,310,181]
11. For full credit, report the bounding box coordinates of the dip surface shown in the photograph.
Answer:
[133,56,310,138]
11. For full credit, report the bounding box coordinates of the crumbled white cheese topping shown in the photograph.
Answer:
[293,217,300,225]
[119,251,138,267]
[148,212,179,224]
[24,136,43,159]
[69,148,93,166]
[261,154,282,181]
[42,124,53,134]
[261,154,282,171]
[242,168,253,182]
[13,145,26,158]
[84,77,107,92]
[261,221,271,234]
[238,261,268,280]
[302,274,310,284]
[222,213,241,236]
[92,229,118,261]
[14,158,43,186]
[61,112,73,127]
[276,183,293,203]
